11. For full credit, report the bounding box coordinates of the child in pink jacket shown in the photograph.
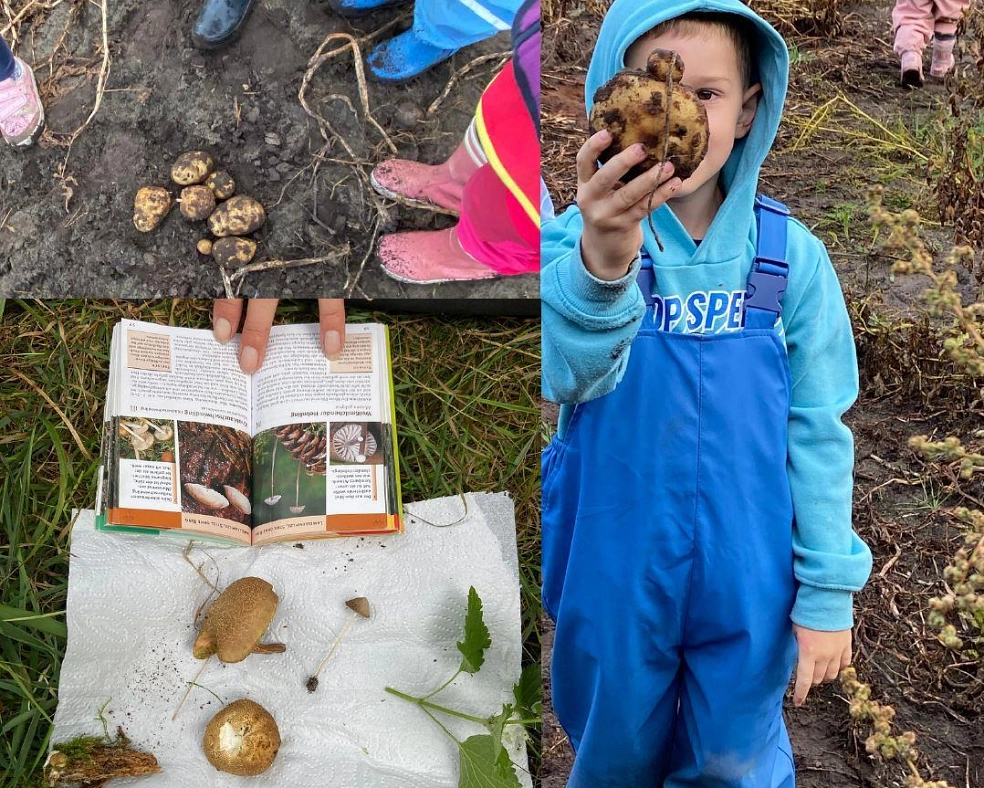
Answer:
[893,0,971,86]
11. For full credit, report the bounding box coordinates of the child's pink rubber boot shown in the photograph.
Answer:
[377,226,497,284]
[900,50,924,87]
[0,57,44,146]
[930,34,956,78]
[370,137,484,214]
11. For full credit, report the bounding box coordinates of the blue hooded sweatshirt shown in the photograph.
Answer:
[541,0,872,631]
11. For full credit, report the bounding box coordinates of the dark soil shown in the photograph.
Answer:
[541,1,984,785]
[0,1,537,299]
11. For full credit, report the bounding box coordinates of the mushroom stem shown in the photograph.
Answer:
[310,612,357,681]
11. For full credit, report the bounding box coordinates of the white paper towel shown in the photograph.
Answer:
[53,493,531,787]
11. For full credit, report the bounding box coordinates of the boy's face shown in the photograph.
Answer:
[625,25,761,201]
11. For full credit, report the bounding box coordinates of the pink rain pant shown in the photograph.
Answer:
[892,0,970,54]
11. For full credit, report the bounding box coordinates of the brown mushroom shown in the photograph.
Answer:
[203,699,280,776]
[193,577,286,663]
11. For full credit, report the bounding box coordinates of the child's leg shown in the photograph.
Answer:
[457,164,539,275]
[892,0,935,54]
[0,37,15,82]
[931,0,969,35]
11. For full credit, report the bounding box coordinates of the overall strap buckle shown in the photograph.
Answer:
[744,195,790,329]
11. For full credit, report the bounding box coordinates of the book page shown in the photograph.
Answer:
[103,321,253,545]
[250,324,398,544]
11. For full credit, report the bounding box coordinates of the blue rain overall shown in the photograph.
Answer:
[543,197,798,787]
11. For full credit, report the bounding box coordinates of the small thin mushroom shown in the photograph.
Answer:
[306,596,371,692]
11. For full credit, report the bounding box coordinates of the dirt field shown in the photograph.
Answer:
[541,1,984,786]
[0,0,538,299]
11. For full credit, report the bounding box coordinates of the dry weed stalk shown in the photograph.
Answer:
[869,191,984,659]
[747,0,845,36]
[935,3,984,266]
[927,507,984,651]
[840,667,955,788]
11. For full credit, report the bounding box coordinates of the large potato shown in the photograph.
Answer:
[179,185,216,221]
[133,186,172,232]
[212,236,257,267]
[589,49,709,183]
[208,195,266,237]
[171,150,215,186]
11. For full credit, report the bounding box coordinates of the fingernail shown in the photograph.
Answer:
[635,143,647,158]
[214,318,232,343]
[662,162,674,174]
[323,330,342,358]
[240,346,259,373]
[669,178,682,192]
[598,129,611,142]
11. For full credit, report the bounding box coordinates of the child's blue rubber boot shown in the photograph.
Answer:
[326,0,409,17]
[367,29,456,82]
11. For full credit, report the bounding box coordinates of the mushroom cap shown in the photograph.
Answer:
[193,577,279,663]
[203,698,280,776]
[345,596,371,619]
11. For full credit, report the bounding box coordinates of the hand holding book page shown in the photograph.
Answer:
[96,319,401,547]
[212,298,346,373]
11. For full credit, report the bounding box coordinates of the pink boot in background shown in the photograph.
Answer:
[930,33,956,78]
[377,226,497,284]
[370,126,485,213]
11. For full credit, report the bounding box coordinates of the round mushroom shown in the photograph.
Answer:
[203,699,280,776]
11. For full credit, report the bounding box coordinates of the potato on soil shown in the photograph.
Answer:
[196,238,213,255]
[171,150,214,186]
[179,185,216,221]
[193,576,285,663]
[206,170,236,200]
[208,195,267,237]
[212,236,257,267]
[203,699,280,776]
[589,49,709,183]
[132,186,172,232]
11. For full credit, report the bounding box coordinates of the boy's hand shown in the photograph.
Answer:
[792,624,852,707]
[576,129,682,281]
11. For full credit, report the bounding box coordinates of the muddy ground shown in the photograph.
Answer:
[0,0,538,300]
[541,1,984,786]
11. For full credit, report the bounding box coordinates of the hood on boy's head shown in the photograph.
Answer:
[585,0,789,257]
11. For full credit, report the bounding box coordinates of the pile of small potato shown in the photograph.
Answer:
[133,151,267,267]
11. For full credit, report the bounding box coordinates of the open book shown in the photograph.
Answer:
[95,319,402,546]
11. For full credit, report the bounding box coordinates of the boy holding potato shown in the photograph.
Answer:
[541,1,872,785]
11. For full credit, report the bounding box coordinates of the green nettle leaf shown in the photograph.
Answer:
[457,586,492,674]
[458,734,522,788]
[512,663,541,719]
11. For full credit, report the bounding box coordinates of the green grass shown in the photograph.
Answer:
[0,299,540,786]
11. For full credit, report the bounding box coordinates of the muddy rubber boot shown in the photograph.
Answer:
[367,29,457,83]
[370,138,483,213]
[192,0,256,49]
[377,227,498,284]
[0,58,44,147]
[326,0,410,17]
[930,34,956,78]
[900,50,924,87]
